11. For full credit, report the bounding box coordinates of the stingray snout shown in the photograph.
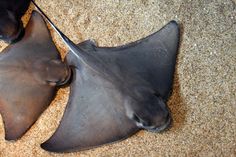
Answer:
[145,114,172,132]
[0,10,24,43]
[133,111,171,132]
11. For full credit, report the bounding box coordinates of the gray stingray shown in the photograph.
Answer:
[33,1,180,152]
[0,11,70,140]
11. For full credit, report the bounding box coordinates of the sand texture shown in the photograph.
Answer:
[0,0,235,156]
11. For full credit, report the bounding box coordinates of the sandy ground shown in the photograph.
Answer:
[0,0,235,156]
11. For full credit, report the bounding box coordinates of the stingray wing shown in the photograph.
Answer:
[41,21,179,152]
[41,60,139,152]
[0,11,69,140]
[81,21,180,100]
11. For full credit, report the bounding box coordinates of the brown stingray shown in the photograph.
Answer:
[0,11,70,141]
[33,1,180,152]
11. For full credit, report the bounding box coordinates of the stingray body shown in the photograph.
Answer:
[0,11,70,140]
[0,0,31,43]
[33,1,180,152]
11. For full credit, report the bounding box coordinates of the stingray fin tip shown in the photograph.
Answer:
[169,20,178,25]
[41,142,55,152]
[5,134,20,141]
[41,141,65,153]
[169,20,180,31]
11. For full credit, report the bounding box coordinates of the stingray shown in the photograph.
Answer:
[33,2,180,152]
[0,0,31,43]
[0,11,70,141]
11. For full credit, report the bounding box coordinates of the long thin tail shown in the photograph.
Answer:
[31,0,81,59]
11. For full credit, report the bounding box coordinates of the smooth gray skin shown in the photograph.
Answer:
[41,21,180,152]
[0,11,70,141]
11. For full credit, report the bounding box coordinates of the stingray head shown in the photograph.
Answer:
[0,9,24,43]
[126,87,171,132]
